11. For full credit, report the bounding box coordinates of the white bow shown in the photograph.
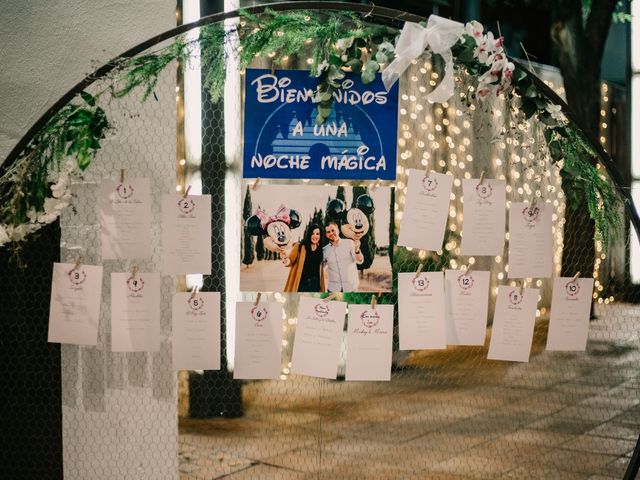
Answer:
[382,15,464,103]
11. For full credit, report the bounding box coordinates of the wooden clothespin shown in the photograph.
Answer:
[252,177,261,190]
[183,184,191,198]
[414,263,424,280]
[74,256,82,270]
[190,285,198,300]
[465,264,472,276]
[479,171,486,185]
[120,168,125,184]
[518,280,524,295]
[371,178,382,192]
[371,294,377,310]
[571,271,581,284]
[323,292,339,303]
[254,292,262,306]
[131,264,139,279]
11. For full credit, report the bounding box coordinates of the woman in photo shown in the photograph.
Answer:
[283,224,325,292]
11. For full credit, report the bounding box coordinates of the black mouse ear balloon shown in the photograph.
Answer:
[288,209,301,229]
[326,198,346,220]
[245,215,264,236]
[356,194,375,215]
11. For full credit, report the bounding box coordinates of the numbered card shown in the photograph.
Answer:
[397,169,453,252]
[161,194,212,275]
[508,202,552,278]
[291,296,347,379]
[172,292,220,370]
[345,304,394,381]
[444,269,490,345]
[234,301,283,380]
[546,277,594,351]
[461,178,506,256]
[488,286,539,362]
[398,272,446,350]
[111,272,161,352]
[48,262,103,345]
[100,178,152,260]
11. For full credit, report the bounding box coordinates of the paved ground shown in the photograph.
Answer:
[179,303,640,479]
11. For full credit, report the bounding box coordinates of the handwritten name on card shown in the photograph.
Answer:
[172,292,220,370]
[111,272,161,352]
[48,262,103,345]
[398,170,453,252]
[398,272,446,350]
[444,269,490,346]
[291,297,346,379]
[234,302,283,380]
[546,277,594,351]
[345,304,394,381]
[488,286,539,362]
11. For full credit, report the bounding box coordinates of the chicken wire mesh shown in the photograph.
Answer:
[2,8,640,480]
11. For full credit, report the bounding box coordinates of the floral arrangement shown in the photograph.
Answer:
[0,9,620,250]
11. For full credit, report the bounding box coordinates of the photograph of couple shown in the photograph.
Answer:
[240,184,393,293]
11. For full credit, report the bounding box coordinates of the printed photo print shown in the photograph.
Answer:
[240,184,394,293]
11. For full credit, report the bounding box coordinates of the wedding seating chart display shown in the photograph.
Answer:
[461,178,506,256]
[345,304,394,381]
[234,301,284,380]
[100,178,152,260]
[398,272,447,350]
[508,202,553,278]
[172,292,220,370]
[546,277,595,351]
[48,262,103,345]
[398,170,453,251]
[110,272,161,352]
[242,68,399,180]
[291,296,347,379]
[161,194,212,274]
[487,286,539,362]
[444,269,490,345]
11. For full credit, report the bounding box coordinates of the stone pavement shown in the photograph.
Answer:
[179,304,640,479]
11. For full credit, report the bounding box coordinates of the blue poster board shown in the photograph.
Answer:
[242,68,399,180]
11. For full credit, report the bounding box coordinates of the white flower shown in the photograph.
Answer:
[0,224,10,245]
[464,20,484,39]
[37,212,59,224]
[546,103,567,123]
[335,37,354,52]
[316,60,330,75]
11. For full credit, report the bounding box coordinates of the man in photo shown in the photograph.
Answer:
[323,221,364,292]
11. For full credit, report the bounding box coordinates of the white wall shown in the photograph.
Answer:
[1,2,179,479]
[0,0,175,160]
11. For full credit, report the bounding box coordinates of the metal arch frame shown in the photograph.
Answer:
[2,2,638,239]
[2,3,639,476]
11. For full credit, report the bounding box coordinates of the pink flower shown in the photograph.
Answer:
[464,20,484,39]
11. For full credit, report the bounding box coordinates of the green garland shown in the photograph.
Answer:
[0,9,623,251]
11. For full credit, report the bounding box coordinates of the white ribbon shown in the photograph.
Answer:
[382,15,464,103]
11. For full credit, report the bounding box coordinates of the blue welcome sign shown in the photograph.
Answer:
[242,68,399,180]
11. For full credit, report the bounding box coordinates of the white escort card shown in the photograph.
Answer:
[161,194,212,275]
[444,269,490,345]
[345,304,394,381]
[546,277,594,351]
[488,286,539,362]
[508,202,553,278]
[398,272,446,350]
[234,301,283,380]
[291,297,347,379]
[48,262,103,345]
[100,178,152,260]
[111,271,161,352]
[461,178,506,256]
[172,291,220,370]
[398,169,453,252]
